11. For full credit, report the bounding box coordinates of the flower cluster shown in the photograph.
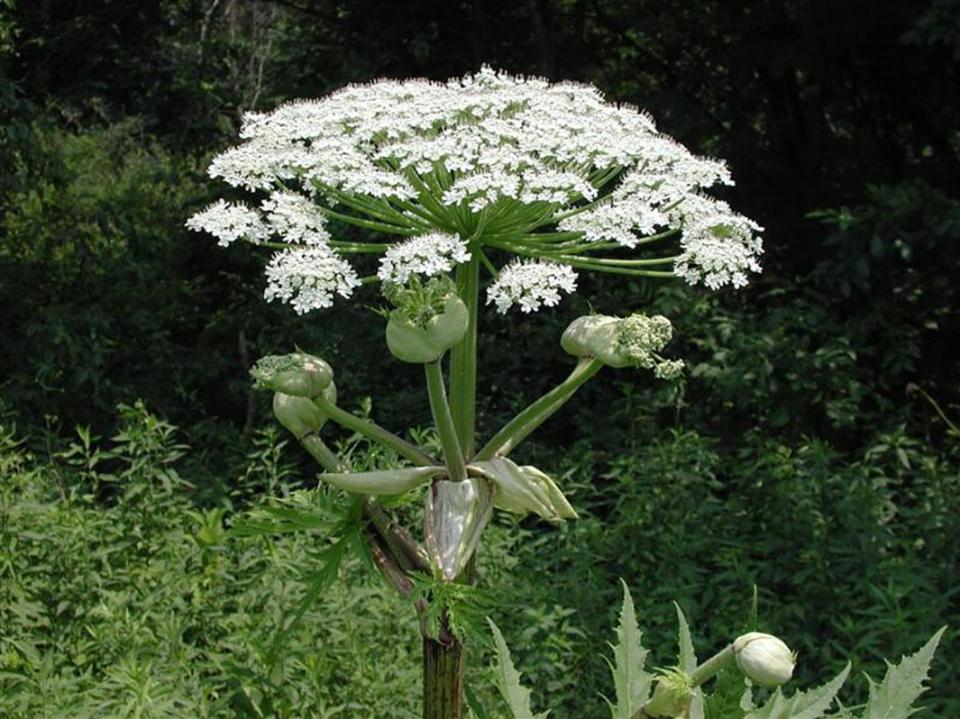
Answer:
[188,66,763,314]
[487,260,578,314]
[185,199,266,247]
[263,247,360,314]
[377,233,471,285]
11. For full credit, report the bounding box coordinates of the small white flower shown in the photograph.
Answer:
[487,260,578,314]
[261,190,330,245]
[733,632,796,687]
[263,247,360,314]
[185,199,267,247]
[377,233,471,284]
[558,200,668,248]
[671,195,764,289]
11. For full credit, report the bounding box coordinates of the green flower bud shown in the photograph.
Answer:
[560,315,618,359]
[644,669,694,718]
[386,294,469,364]
[272,382,337,439]
[733,632,796,688]
[561,313,683,376]
[251,352,334,398]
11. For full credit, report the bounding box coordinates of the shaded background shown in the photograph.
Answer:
[1,1,958,715]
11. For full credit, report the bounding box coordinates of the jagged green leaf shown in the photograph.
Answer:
[488,619,549,719]
[606,581,654,719]
[745,664,849,719]
[675,603,705,719]
[862,627,945,719]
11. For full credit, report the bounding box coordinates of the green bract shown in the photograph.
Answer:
[386,294,469,364]
[318,466,446,495]
[251,352,334,397]
[469,457,577,522]
[562,313,683,378]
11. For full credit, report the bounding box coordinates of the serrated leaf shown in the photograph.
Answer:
[745,664,849,719]
[863,627,945,719]
[607,581,654,719]
[675,603,697,672]
[675,604,706,719]
[488,619,549,719]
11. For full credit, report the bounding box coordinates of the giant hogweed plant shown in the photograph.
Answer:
[187,68,940,717]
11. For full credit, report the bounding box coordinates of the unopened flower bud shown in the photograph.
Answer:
[386,294,468,363]
[251,352,334,398]
[272,382,337,439]
[733,632,796,687]
[644,669,693,718]
[561,313,683,377]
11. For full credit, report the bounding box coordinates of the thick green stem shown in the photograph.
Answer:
[312,395,437,467]
[475,358,603,460]
[299,433,342,472]
[689,645,735,686]
[425,361,467,481]
[449,255,480,458]
[423,636,465,719]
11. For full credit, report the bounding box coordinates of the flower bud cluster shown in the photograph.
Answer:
[383,277,469,363]
[561,314,683,377]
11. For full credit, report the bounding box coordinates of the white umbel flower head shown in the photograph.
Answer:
[377,233,471,285]
[733,632,796,688]
[487,260,578,314]
[193,66,764,313]
[263,247,361,314]
[185,199,266,247]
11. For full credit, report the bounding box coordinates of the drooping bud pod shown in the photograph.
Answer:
[733,632,796,687]
[251,352,334,398]
[272,393,325,440]
[561,313,683,378]
[271,381,337,439]
[386,294,469,364]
